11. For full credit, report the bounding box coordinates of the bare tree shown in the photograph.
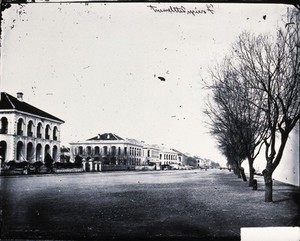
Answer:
[215,124,248,181]
[220,8,300,202]
[205,59,267,186]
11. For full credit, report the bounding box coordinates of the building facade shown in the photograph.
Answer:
[159,146,179,167]
[0,92,64,163]
[69,133,143,166]
[196,157,211,169]
[142,144,160,165]
[171,148,188,167]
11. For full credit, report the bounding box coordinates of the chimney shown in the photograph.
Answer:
[17,92,24,101]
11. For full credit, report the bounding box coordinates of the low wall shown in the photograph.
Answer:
[135,166,156,171]
[53,168,84,173]
[242,123,299,187]
[1,167,84,175]
[101,165,135,171]
[1,169,27,175]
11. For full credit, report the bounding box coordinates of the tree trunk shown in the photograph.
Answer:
[237,161,247,182]
[263,169,273,202]
[236,169,241,178]
[240,167,247,182]
[236,169,242,178]
[262,133,289,202]
[249,168,255,186]
[248,157,255,187]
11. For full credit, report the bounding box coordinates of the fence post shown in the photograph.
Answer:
[82,160,86,171]
[253,179,257,190]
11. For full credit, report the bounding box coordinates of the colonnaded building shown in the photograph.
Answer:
[0,92,64,163]
[69,133,183,170]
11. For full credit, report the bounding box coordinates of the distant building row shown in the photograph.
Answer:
[69,133,187,170]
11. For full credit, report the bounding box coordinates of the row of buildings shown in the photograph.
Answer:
[69,133,191,170]
[0,92,212,171]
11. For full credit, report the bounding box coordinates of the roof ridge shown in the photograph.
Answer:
[111,133,121,140]
[86,132,125,141]
[4,92,15,109]
[0,92,64,123]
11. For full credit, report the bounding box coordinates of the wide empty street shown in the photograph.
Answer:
[0,169,298,240]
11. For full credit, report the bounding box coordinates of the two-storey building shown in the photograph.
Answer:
[171,148,188,167]
[0,92,64,164]
[142,144,160,167]
[69,133,143,167]
[159,146,179,169]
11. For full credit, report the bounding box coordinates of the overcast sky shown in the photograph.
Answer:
[0,2,289,165]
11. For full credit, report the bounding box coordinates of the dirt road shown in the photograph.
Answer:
[1,169,298,240]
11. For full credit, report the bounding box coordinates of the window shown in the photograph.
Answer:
[87,146,92,156]
[36,143,42,161]
[79,146,83,155]
[0,141,7,160]
[37,123,42,138]
[16,141,24,160]
[103,146,108,155]
[45,125,50,140]
[44,144,50,158]
[53,145,58,161]
[111,146,116,156]
[0,117,8,134]
[27,121,33,137]
[26,142,34,161]
[53,126,58,140]
[95,146,100,155]
[17,118,24,135]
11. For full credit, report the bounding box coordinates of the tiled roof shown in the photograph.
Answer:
[159,146,176,153]
[0,92,64,123]
[171,148,188,157]
[87,133,124,141]
[126,138,144,146]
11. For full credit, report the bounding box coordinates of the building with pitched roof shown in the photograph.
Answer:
[0,92,64,163]
[69,133,144,171]
[171,148,188,166]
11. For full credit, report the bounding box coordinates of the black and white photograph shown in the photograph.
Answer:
[0,1,299,240]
